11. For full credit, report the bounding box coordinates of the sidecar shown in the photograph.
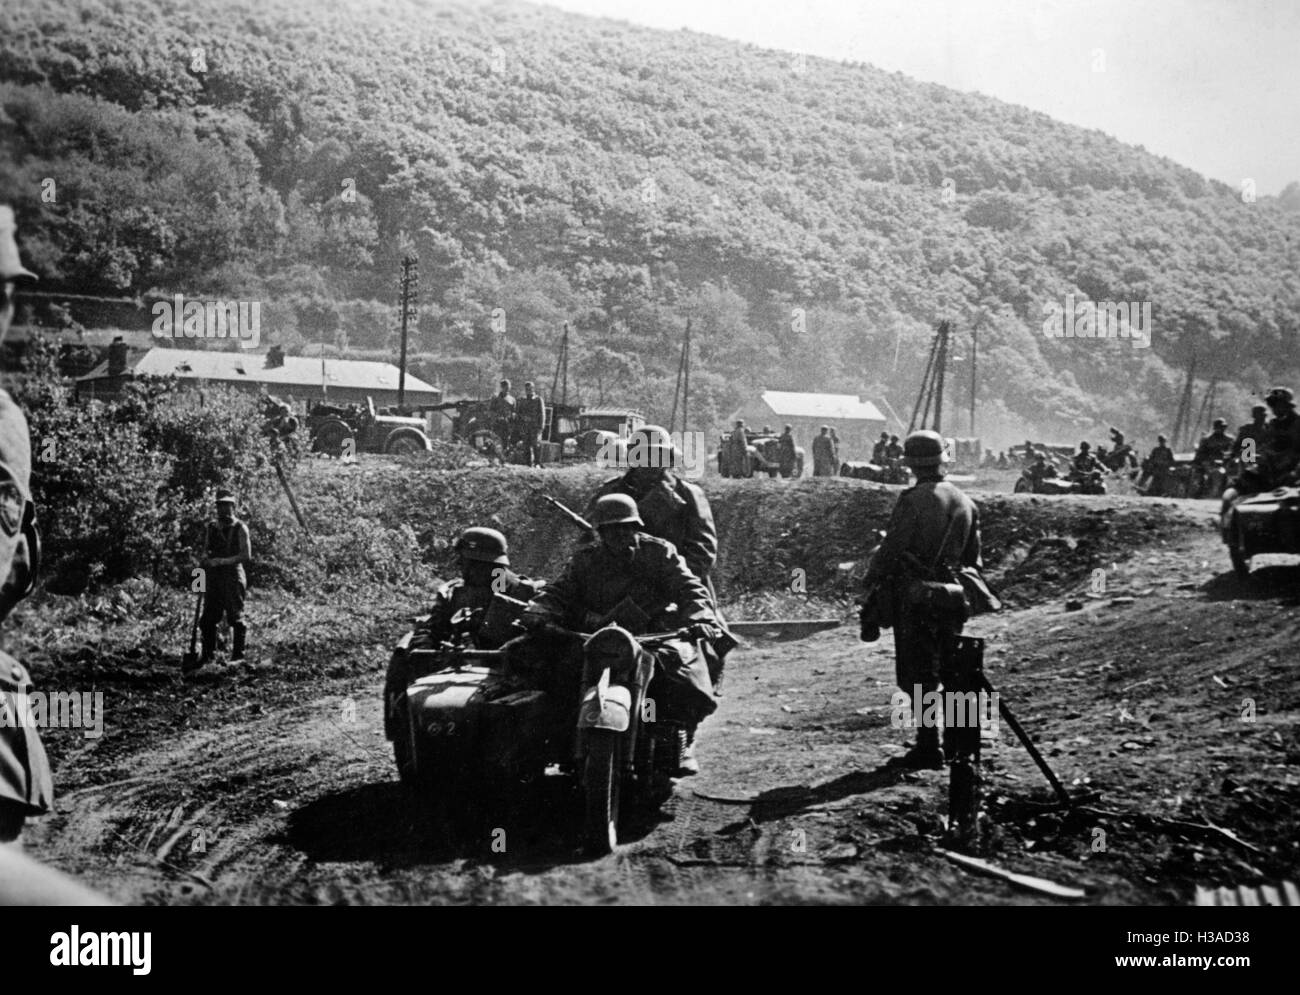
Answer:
[393,647,560,803]
[1220,485,1300,579]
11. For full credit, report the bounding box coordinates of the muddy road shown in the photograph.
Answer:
[15,475,1300,905]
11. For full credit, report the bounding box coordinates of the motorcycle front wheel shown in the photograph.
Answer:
[582,730,622,855]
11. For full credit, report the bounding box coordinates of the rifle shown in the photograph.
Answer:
[539,493,595,533]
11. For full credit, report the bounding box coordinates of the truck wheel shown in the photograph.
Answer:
[312,418,353,458]
[582,730,622,855]
[385,429,429,455]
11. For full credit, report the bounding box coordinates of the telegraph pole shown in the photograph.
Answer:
[970,324,977,435]
[397,255,419,409]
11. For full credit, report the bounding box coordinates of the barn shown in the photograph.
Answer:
[74,344,441,410]
[726,390,888,461]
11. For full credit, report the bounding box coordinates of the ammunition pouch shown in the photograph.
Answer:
[954,566,1001,614]
[904,579,969,627]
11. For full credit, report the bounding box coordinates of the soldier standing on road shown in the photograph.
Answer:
[516,381,547,467]
[862,431,984,768]
[488,378,516,453]
[812,425,837,476]
[778,424,798,478]
[1141,435,1175,496]
[829,427,842,465]
[726,419,749,476]
[191,489,252,670]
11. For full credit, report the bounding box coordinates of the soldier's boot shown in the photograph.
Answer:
[676,725,701,777]
[230,622,247,662]
[198,623,217,664]
[903,724,946,770]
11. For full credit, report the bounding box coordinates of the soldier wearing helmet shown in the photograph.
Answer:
[885,434,904,461]
[588,423,719,597]
[1141,434,1175,496]
[1259,387,1300,487]
[383,526,542,742]
[518,494,723,775]
[1070,440,1103,479]
[0,207,54,842]
[1191,417,1235,497]
[872,432,890,464]
[862,430,987,769]
[186,487,253,671]
[1233,404,1269,471]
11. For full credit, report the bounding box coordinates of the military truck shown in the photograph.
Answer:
[307,397,432,457]
[717,428,805,478]
[427,399,643,466]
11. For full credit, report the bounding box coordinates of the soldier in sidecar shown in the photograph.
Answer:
[383,527,543,789]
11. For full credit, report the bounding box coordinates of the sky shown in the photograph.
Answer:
[538,0,1299,196]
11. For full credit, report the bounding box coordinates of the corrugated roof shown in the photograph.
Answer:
[758,390,885,421]
[77,347,439,395]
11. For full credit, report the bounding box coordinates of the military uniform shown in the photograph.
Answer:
[872,436,889,464]
[487,389,516,446]
[520,533,720,726]
[865,479,982,696]
[0,386,54,842]
[1143,442,1175,495]
[812,432,837,476]
[726,426,749,475]
[199,514,251,661]
[413,570,543,650]
[1194,429,1234,467]
[778,429,798,478]
[1234,417,1267,467]
[515,392,546,466]
[1262,409,1300,484]
[587,471,719,598]
[384,569,543,738]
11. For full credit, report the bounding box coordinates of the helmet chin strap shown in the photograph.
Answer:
[0,506,40,623]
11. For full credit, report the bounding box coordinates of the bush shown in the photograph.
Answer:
[5,335,300,589]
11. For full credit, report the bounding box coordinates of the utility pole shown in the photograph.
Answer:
[668,319,691,435]
[682,318,691,435]
[969,324,977,435]
[1172,355,1197,452]
[397,255,419,410]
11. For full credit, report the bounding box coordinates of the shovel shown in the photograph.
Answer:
[181,592,204,673]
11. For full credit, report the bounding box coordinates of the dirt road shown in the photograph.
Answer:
[14,475,1300,905]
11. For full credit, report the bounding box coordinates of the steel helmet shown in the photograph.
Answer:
[1079,441,1091,451]
[1265,387,1294,407]
[902,430,946,467]
[591,494,644,529]
[627,424,675,466]
[1252,404,1267,417]
[455,526,509,564]
[1212,418,1227,430]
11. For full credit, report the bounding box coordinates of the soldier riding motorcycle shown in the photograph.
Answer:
[515,494,728,853]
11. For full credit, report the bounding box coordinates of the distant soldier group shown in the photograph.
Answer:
[488,377,548,467]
